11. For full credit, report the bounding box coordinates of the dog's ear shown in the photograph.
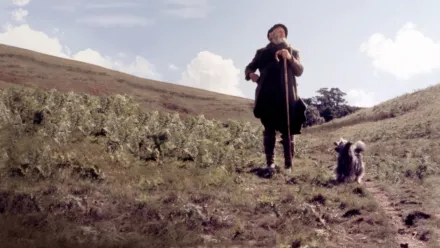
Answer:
[335,137,346,146]
[353,140,366,153]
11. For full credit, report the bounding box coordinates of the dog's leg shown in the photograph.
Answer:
[335,161,344,183]
[355,174,363,184]
[335,170,345,183]
[356,168,365,184]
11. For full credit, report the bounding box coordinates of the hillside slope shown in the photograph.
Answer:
[307,83,440,135]
[1,82,440,247]
[0,44,256,123]
[303,83,440,247]
[0,86,402,248]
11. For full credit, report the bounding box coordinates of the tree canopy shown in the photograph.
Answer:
[302,87,361,127]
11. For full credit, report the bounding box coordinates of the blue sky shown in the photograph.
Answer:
[1,0,439,107]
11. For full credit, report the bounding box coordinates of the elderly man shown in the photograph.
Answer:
[245,23,306,172]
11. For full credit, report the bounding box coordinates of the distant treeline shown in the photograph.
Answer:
[302,87,362,127]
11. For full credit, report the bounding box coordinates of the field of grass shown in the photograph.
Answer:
[0,86,401,248]
[306,83,440,247]
[0,44,439,248]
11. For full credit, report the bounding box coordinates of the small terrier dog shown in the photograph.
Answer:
[333,137,366,184]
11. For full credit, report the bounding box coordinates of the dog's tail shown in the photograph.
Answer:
[353,140,366,153]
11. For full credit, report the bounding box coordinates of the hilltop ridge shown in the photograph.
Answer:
[0,44,256,123]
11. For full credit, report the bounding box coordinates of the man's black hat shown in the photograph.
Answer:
[267,23,288,39]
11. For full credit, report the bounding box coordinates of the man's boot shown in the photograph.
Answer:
[263,130,276,168]
[281,133,295,171]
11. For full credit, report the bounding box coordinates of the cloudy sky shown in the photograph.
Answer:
[0,0,439,107]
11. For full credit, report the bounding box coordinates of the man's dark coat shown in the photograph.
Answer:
[245,42,307,135]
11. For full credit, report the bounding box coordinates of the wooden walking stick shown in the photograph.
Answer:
[283,57,293,172]
[287,54,300,171]
[276,48,298,172]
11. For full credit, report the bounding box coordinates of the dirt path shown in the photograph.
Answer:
[364,181,428,248]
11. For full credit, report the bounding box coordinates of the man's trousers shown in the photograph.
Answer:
[262,122,294,168]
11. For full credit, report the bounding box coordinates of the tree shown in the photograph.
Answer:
[315,87,347,108]
[321,107,335,122]
[304,105,325,127]
[302,87,360,126]
[313,87,351,121]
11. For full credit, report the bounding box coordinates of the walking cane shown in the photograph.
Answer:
[276,50,298,173]
[283,57,293,172]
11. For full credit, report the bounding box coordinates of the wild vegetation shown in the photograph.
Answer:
[0,86,397,248]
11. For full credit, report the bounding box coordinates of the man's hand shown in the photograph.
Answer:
[275,49,292,62]
[249,72,259,83]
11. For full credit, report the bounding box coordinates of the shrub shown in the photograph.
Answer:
[0,87,306,179]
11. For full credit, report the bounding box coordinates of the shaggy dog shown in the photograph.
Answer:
[333,137,366,184]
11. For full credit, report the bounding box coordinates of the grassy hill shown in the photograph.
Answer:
[0,44,256,123]
[0,44,439,248]
[305,83,440,247]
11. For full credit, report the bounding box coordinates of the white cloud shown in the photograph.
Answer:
[51,5,76,12]
[360,22,440,80]
[113,56,161,79]
[72,49,113,68]
[0,24,161,80]
[10,8,28,22]
[0,24,71,58]
[168,64,179,71]
[346,89,377,108]
[12,0,30,7]
[74,49,160,79]
[76,15,154,28]
[163,0,213,19]
[179,51,243,97]
[51,3,138,12]
[84,3,140,9]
